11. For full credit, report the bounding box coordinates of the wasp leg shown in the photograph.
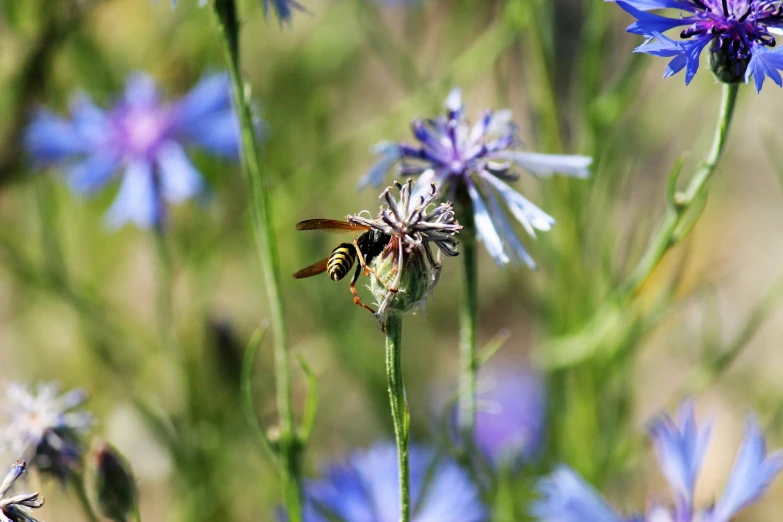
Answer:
[353,238,398,294]
[349,263,377,315]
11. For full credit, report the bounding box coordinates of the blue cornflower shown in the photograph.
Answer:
[609,0,783,91]
[261,0,307,24]
[25,72,241,229]
[301,442,487,522]
[360,88,591,268]
[531,401,783,522]
[472,365,546,468]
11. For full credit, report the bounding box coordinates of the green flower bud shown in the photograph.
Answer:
[710,43,748,85]
[89,442,138,522]
[369,240,432,317]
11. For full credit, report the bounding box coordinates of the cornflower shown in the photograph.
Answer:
[301,443,487,522]
[25,72,241,229]
[609,0,783,90]
[1,383,93,482]
[531,401,783,522]
[0,462,44,522]
[361,88,591,268]
[348,179,462,319]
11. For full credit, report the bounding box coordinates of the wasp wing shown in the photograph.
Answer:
[293,257,330,279]
[296,219,369,233]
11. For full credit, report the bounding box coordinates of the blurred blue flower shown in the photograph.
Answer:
[25,72,241,229]
[609,0,783,91]
[360,88,591,268]
[1,383,93,483]
[472,365,546,468]
[0,461,44,522]
[531,401,783,522]
[261,0,306,24]
[301,442,487,522]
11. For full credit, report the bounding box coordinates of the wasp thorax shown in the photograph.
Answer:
[369,239,432,318]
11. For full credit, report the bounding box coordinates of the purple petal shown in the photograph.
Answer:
[647,400,710,507]
[155,141,205,203]
[359,141,401,189]
[711,417,783,522]
[491,151,592,178]
[105,161,160,229]
[123,73,161,109]
[531,466,624,522]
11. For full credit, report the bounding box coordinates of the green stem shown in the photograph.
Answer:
[457,204,478,454]
[385,314,410,522]
[618,82,739,300]
[154,230,175,354]
[212,2,302,521]
[70,472,100,522]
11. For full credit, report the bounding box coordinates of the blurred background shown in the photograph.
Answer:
[2,0,783,520]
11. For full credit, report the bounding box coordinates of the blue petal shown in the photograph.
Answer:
[711,417,783,522]
[123,73,160,109]
[65,152,120,194]
[530,466,623,522]
[636,32,713,85]
[105,161,160,229]
[466,179,509,266]
[491,151,592,178]
[174,73,231,125]
[69,94,111,147]
[647,400,710,507]
[261,0,307,25]
[746,46,783,93]
[481,178,537,269]
[24,110,87,162]
[155,141,205,203]
[414,451,487,522]
[358,141,401,190]
[445,87,463,116]
[605,0,695,11]
[480,173,555,237]
[615,1,694,35]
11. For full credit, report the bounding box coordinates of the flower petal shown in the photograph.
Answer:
[24,110,87,162]
[491,151,592,178]
[647,400,710,506]
[530,466,624,522]
[605,0,696,12]
[746,45,783,93]
[359,141,401,189]
[466,179,509,266]
[65,152,120,195]
[615,1,695,35]
[105,161,160,229]
[480,173,555,236]
[156,141,205,204]
[711,417,783,522]
[482,178,537,268]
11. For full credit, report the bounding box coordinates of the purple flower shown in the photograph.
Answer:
[0,383,93,483]
[25,72,241,229]
[531,401,783,522]
[301,442,487,522]
[0,461,44,522]
[261,0,306,24]
[473,365,546,468]
[360,88,591,268]
[609,0,783,91]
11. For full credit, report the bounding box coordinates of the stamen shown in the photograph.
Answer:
[722,0,730,17]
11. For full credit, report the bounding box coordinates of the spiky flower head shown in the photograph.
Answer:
[1,383,93,482]
[531,401,783,522]
[0,462,44,522]
[348,179,461,319]
[360,88,591,268]
[300,442,487,522]
[610,0,783,91]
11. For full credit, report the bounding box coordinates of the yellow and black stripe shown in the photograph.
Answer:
[327,243,357,281]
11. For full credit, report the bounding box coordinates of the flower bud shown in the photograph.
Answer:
[710,42,749,84]
[369,240,431,317]
[89,442,138,522]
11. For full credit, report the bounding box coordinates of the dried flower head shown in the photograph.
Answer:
[610,0,783,91]
[361,88,590,268]
[1,383,93,482]
[348,179,461,318]
[0,462,44,522]
[531,401,783,522]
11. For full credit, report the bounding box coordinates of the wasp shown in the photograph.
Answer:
[292,219,394,315]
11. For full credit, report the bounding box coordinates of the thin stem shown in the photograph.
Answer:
[618,83,739,300]
[154,230,175,355]
[212,1,302,521]
[70,472,100,522]
[457,202,478,454]
[385,314,410,522]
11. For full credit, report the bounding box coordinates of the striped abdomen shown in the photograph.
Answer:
[327,243,357,281]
